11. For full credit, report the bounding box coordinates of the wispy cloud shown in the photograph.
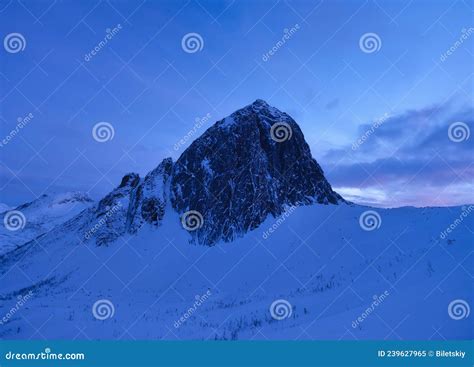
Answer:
[324,102,473,207]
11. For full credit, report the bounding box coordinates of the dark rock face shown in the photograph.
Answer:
[171,99,343,245]
[118,173,140,189]
[93,173,140,245]
[88,159,173,245]
[128,158,173,232]
[85,100,343,246]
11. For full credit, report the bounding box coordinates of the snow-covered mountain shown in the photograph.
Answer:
[0,100,471,340]
[59,99,343,249]
[0,192,94,255]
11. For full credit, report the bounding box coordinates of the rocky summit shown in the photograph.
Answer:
[83,100,343,246]
[171,99,344,245]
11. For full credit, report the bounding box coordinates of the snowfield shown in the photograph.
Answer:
[0,202,472,340]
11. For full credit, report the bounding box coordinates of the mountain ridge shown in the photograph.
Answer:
[74,99,345,247]
[0,192,94,255]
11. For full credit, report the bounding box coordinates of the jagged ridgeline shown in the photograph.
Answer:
[87,99,344,246]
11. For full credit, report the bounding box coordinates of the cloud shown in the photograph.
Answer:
[322,102,473,207]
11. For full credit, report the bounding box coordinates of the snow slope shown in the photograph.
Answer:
[0,203,471,340]
[0,204,11,213]
[0,192,94,255]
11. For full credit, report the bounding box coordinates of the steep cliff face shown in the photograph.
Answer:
[127,158,173,233]
[86,158,173,246]
[170,99,343,245]
[92,172,140,246]
[79,100,342,246]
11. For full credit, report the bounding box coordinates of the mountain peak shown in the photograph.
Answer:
[78,101,343,246]
[252,98,269,106]
[171,100,344,245]
[240,98,284,117]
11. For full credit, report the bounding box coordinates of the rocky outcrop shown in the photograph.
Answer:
[83,99,343,246]
[87,159,173,246]
[128,158,173,233]
[171,99,343,245]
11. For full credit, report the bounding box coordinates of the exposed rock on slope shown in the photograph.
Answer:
[86,158,173,246]
[171,99,343,245]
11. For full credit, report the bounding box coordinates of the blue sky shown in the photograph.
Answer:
[0,0,472,207]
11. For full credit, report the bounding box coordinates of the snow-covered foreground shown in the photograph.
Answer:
[0,203,472,340]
